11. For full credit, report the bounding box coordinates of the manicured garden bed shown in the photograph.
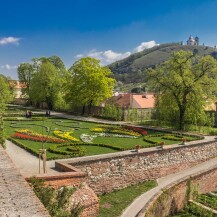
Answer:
[3,106,202,160]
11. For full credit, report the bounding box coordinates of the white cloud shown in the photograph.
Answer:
[134,41,159,52]
[1,64,18,70]
[75,40,159,65]
[0,37,20,45]
[75,54,84,58]
[76,49,131,65]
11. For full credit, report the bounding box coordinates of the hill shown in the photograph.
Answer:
[109,43,217,83]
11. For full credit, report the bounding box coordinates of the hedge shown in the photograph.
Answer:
[48,143,86,157]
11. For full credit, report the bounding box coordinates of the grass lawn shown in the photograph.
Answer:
[3,106,202,160]
[99,180,157,217]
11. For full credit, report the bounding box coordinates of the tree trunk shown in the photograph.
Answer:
[82,105,86,115]
[88,100,93,115]
[179,108,185,130]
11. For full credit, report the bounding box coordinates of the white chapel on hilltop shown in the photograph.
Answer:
[187,35,199,46]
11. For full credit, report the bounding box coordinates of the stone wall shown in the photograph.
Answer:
[26,162,87,189]
[68,184,99,217]
[138,164,217,217]
[26,162,99,217]
[0,145,51,217]
[61,139,217,194]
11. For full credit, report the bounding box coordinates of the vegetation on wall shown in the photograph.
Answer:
[29,177,83,217]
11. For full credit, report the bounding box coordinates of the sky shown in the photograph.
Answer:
[1,0,217,79]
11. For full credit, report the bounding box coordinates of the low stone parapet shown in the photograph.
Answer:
[58,138,217,194]
[137,163,217,217]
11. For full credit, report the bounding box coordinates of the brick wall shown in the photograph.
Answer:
[26,162,87,189]
[138,165,217,217]
[62,140,217,194]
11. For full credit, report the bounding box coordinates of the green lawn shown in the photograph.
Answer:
[3,106,202,160]
[99,180,157,217]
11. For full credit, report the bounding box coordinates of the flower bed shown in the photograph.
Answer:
[124,126,148,135]
[80,132,138,143]
[91,127,105,133]
[95,132,138,139]
[91,127,141,137]
[80,134,96,143]
[53,130,80,142]
[12,129,66,143]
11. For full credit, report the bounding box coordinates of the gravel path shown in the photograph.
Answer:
[5,140,58,176]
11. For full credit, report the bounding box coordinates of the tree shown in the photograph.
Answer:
[0,75,13,111]
[146,50,217,130]
[48,56,66,73]
[66,57,115,114]
[29,60,61,110]
[18,55,68,110]
[17,63,34,96]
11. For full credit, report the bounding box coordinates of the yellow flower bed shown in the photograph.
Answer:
[111,129,141,137]
[53,130,80,142]
[91,128,105,132]
[91,127,141,137]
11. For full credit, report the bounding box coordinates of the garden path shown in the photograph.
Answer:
[5,140,58,176]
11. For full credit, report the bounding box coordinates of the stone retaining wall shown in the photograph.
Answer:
[0,145,51,217]
[138,164,217,217]
[26,162,99,217]
[61,139,217,194]
[26,162,87,189]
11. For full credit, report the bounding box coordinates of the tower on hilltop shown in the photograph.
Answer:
[187,35,199,46]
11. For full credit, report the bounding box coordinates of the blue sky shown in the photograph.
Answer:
[1,0,217,79]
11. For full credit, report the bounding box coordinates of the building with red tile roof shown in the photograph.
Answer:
[106,93,155,109]
[8,80,27,105]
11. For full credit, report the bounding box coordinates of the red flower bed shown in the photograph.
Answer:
[125,126,148,135]
[12,132,66,143]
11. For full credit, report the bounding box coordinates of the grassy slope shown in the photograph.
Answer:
[109,43,217,83]
[99,180,157,217]
[110,44,216,73]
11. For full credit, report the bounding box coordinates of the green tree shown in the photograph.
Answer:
[66,57,115,114]
[48,56,66,73]
[147,50,217,130]
[29,61,61,109]
[0,75,12,147]
[0,76,12,110]
[17,63,34,96]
